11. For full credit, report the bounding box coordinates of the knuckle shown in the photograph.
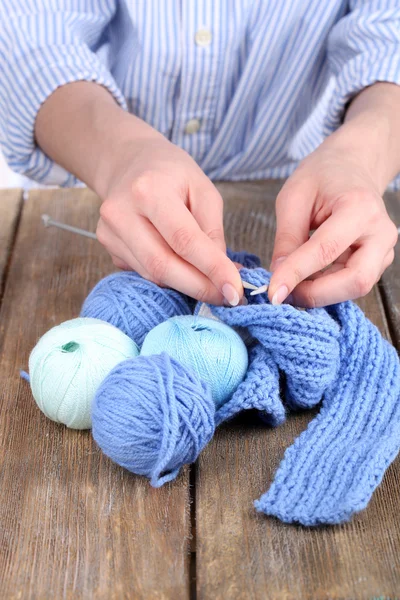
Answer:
[387,249,395,268]
[194,286,212,303]
[95,221,108,247]
[337,188,366,208]
[99,200,114,224]
[112,257,125,270]
[207,189,224,208]
[302,289,317,309]
[145,255,168,284]
[353,271,373,297]
[317,239,340,266]
[292,265,304,286]
[276,186,293,208]
[276,230,303,249]
[205,261,220,281]
[388,221,399,247]
[132,171,156,200]
[206,227,224,244]
[170,227,197,257]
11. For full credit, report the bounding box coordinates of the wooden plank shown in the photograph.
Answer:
[196,180,400,600]
[380,189,400,348]
[0,188,190,600]
[0,189,23,297]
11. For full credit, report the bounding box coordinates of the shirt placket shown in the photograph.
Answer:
[171,0,221,163]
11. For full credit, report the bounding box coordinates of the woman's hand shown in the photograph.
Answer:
[96,119,242,305]
[35,82,243,305]
[269,83,400,308]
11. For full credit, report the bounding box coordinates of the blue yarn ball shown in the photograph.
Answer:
[92,353,215,486]
[141,315,249,409]
[81,271,192,346]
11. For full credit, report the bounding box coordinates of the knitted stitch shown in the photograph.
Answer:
[227,248,261,269]
[215,343,284,427]
[81,271,191,346]
[213,266,400,525]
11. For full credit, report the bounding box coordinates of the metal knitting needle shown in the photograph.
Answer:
[250,284,269,295]
[41,214,269,294]
[242,280,258,291]
[41,214,97,240]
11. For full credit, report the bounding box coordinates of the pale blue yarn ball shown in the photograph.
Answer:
[81,271,192,346]
[141,315,249,409]
[92,353,215,487]
[29,318,139,429]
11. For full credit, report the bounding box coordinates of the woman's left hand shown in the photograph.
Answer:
[269,112,398,308]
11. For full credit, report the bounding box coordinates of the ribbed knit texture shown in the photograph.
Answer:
[213,266,400,525]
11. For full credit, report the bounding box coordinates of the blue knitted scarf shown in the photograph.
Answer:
[211,252,400,526]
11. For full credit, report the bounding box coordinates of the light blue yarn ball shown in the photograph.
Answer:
[29,318,139,429]
[92,353,215,487]
[81,271,192,346]
[141,315,249,409]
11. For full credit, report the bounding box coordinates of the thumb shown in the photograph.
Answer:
[270,182,313,272]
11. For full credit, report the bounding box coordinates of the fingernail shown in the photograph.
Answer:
[272,285,289,306]
[222,283,240,307]
[270,256,287,272]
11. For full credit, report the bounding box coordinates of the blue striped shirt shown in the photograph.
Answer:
[1,0,400,188]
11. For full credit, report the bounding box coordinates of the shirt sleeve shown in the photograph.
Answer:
[325,0,400,189]
[0,1,127,186]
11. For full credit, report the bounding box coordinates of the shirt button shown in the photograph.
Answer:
[184,119,201,134]
[194,29,212,47]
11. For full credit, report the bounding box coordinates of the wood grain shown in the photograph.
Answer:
[1,182,399,599]
[195,180,400,600]
[381,190,400,348]
[0,188,190,600]
[0,189,22,298]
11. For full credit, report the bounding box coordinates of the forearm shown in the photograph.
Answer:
[325,82,400,194]
[35,81,161,197]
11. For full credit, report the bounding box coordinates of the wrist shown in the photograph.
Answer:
[92,108,164,199]
[35,81,162,198]
[335,83,400,194]
[326,111,392,195]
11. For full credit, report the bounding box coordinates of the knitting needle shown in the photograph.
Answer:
[41,214,269,295]
[242,281,258,290]
[41,214,97,240]
[250,284,269,295]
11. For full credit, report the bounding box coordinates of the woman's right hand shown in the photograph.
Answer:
[35,81,243,305]
[96,118,243,306]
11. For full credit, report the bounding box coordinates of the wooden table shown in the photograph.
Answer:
[0,182,399,600]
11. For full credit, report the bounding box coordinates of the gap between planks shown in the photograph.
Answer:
[0,189,23,306]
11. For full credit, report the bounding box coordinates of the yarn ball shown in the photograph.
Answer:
[92,353,215,486]
[141,315,249,409]
[81,271,192,346]
[29,318,139,429]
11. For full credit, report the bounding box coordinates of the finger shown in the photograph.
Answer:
[269,202,369,304]
[308,247,353,280]
[380,248,395,275]
[99,213,226,303]
[289,240,385,307]
[148,198,243,304]
[288,246,394,299]
[189,182,227,253]
[110,255,132,270]
[270,178,315,270]
[116,214,227,304]
[98,218,153,276]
